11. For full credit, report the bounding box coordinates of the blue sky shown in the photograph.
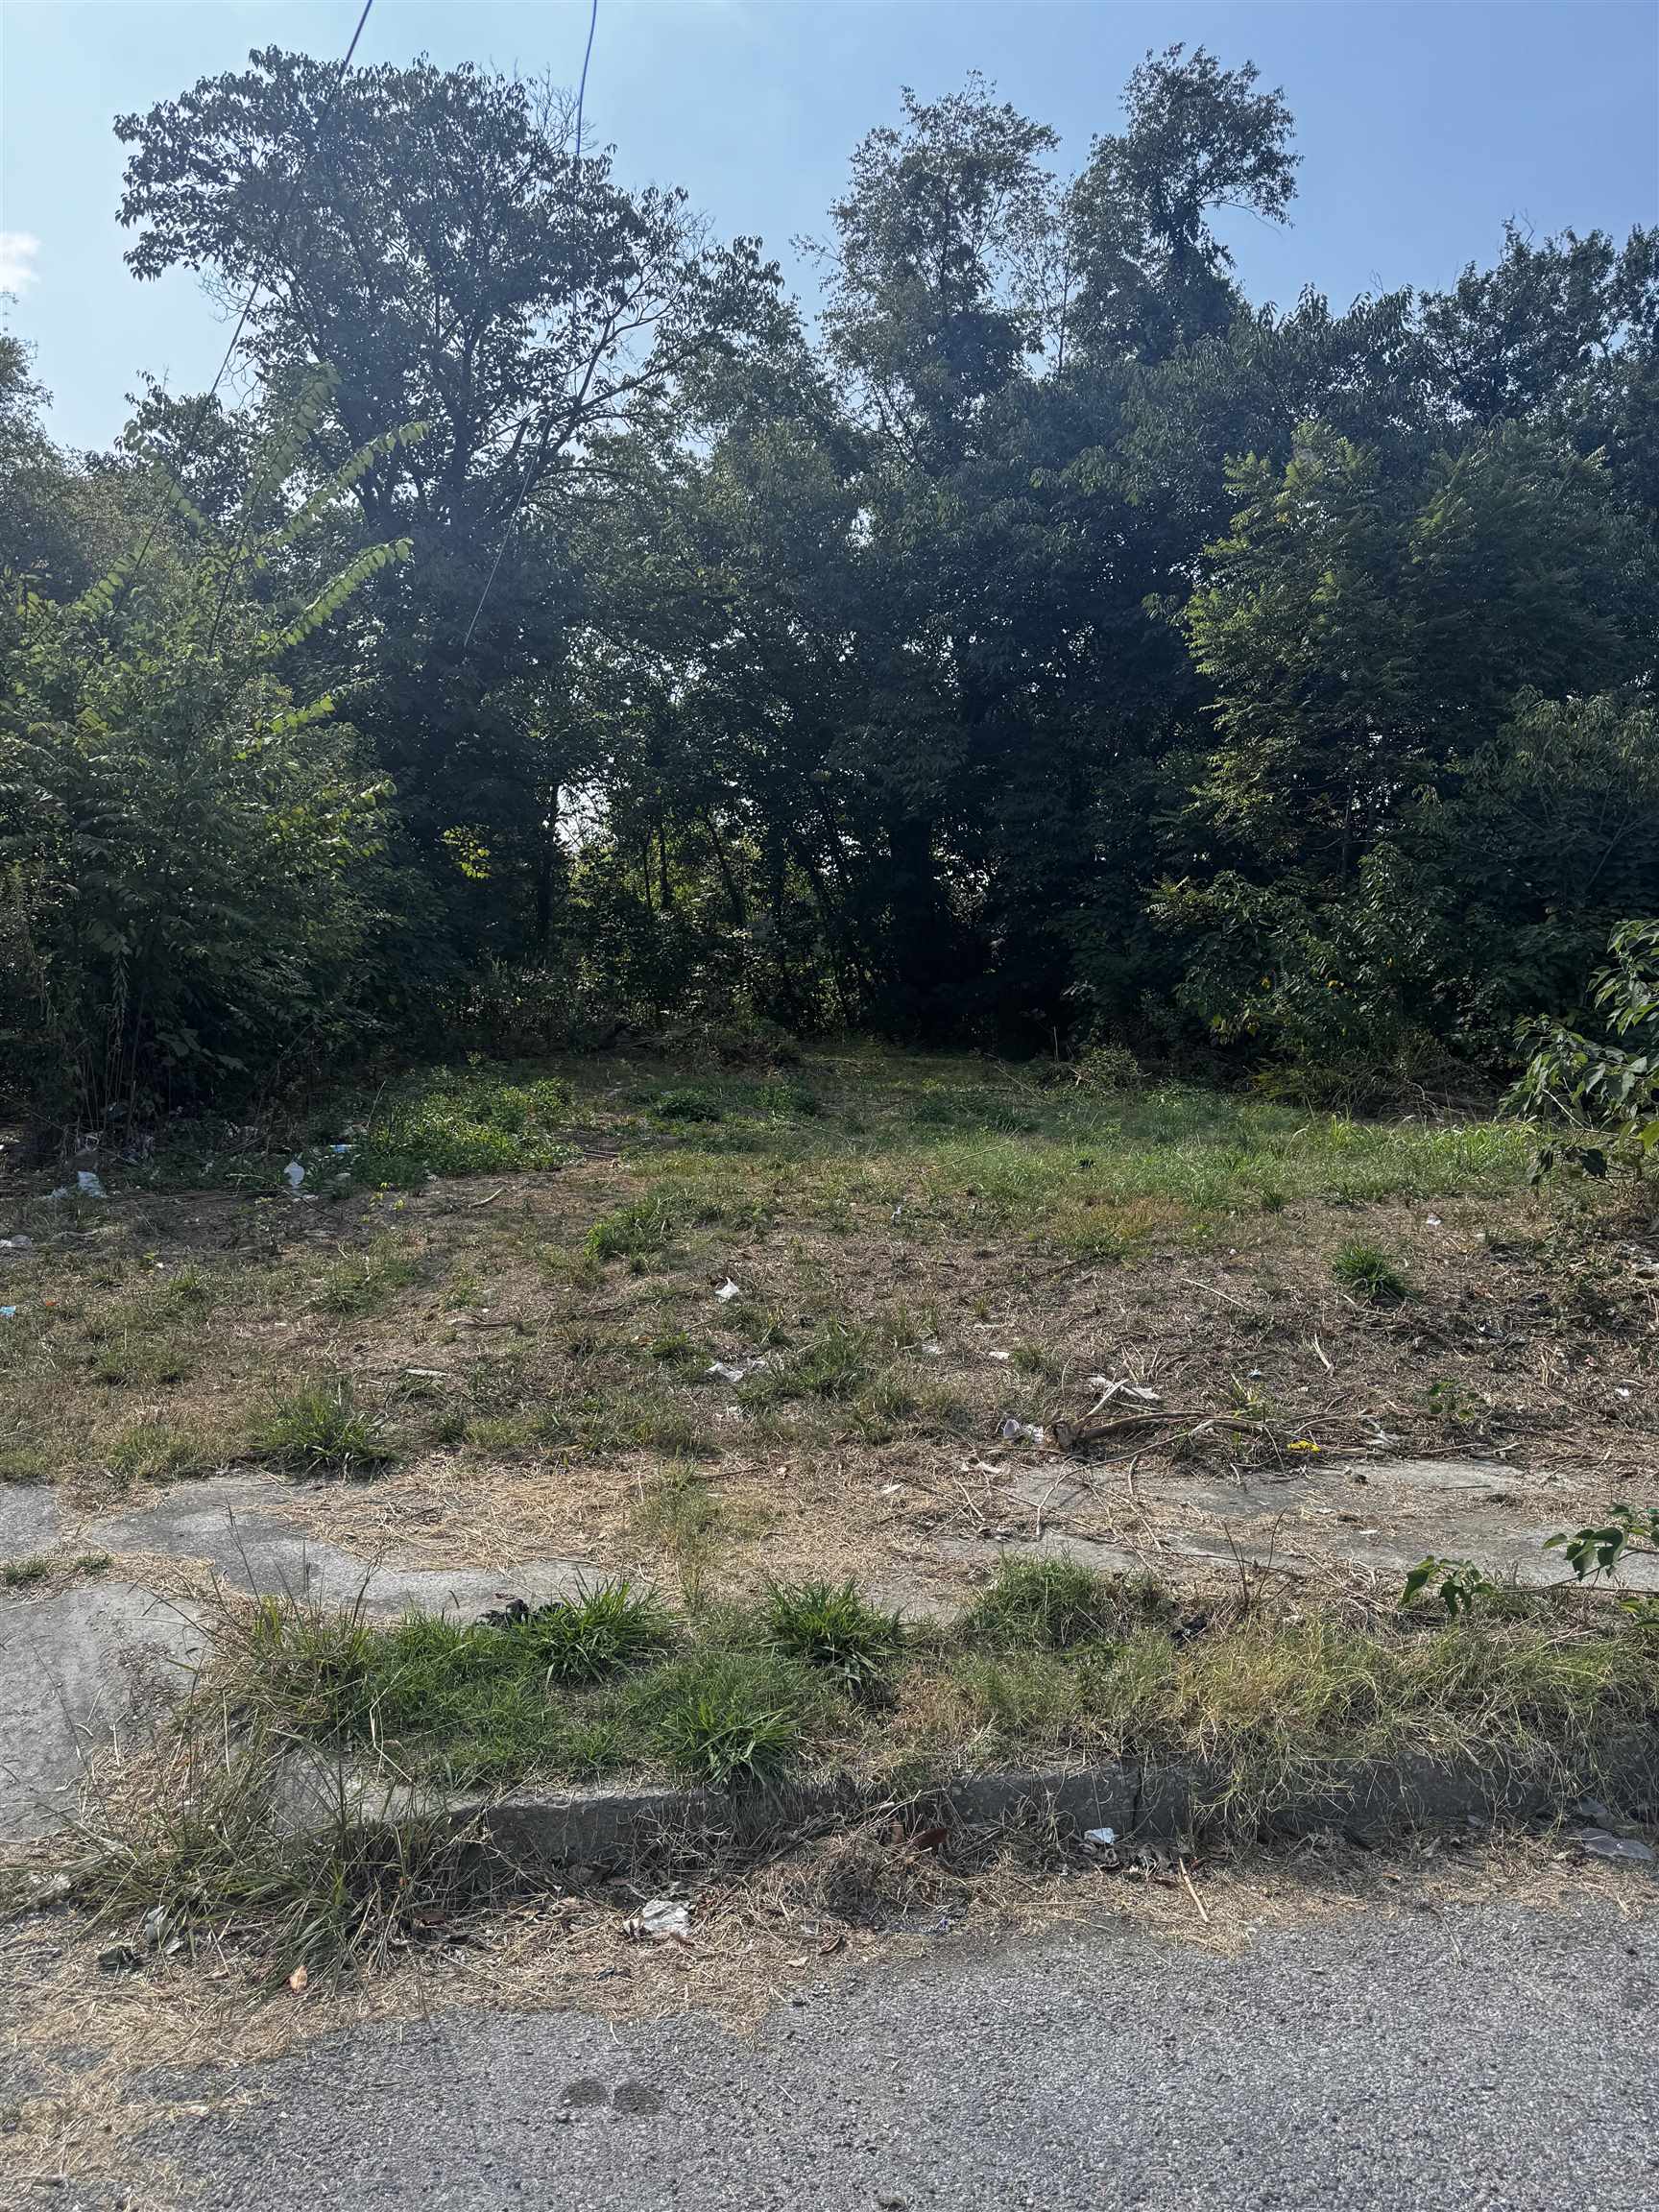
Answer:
[4,0,1657,451]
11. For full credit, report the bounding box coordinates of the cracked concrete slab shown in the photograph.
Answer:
[950,1452,1659,1593]
[76,1477,591,1616]
[0,1577,205,1841]
[0,1482,60,1563]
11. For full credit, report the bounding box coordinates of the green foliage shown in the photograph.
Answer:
[351,1067,575,1185]
[1400,1557,1498,1619]
[1332,1240,1409,1305]
[1511,919,1659,1181]
[251,1376,393,1477]
[0,411,426,1124]
[10,49,1657,1092]
[764,1578,903,1696]
[1545,1505,1659,1625]
[650,1653,805,1788]
[586,1196,677,1263]
[962,1556,1130,1651]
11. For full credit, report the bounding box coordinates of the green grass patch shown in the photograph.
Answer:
[351,1066,578,1186]
[587,1195,677,1264]
[108,1415,222,1485]
[251,1376,394,1477]
[1333,1238,1410,1305]
[765,1577,903,1698]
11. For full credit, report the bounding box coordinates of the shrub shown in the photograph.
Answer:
[1511,919,1659,1183]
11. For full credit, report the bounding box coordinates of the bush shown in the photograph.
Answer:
[1510,918,1659,1183]
[0,411,430,1126]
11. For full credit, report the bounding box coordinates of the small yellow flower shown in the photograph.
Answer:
[1287,1438,1321,1453]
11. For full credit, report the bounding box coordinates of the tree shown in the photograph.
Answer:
[116,50,786,948]
[0,412,428,1123]
[1070,44,1299,360]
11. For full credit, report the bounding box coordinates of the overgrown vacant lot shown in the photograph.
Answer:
[1,1044,1654,1625]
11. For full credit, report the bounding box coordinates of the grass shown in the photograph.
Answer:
[1333,1239,1410,1305]
[765,1577,904,1697]
[250,1376,394,1477]
[349,1066,579,1186]
[108,1414,222,1485]
[587,1195,677,1263]
[961,1556,1165,1651]
[3,1554,50,1588]
[60,1554,1657,1981]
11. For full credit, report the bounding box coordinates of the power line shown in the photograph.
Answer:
[460,0,599,653]
[127,0,377,593]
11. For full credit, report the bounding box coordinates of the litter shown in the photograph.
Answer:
[0,1235,31,1250]
[629,1898,691,1941]
[329,1142,353,1155]
[1082,1827,1118,1849]
[282,1161,305,1190]
[0,1308,15,1320]
[988,1349,1011,1362]
[76,1170,107,1198]
[999,1417,1046,1445]
[708,1360,747,1384]
[1086,1376,1161,1405]
[919,1339,943,1358]
[714,1279,741,1302]
[1426,1214,1442,1227]
[1575,1827,1654,1865]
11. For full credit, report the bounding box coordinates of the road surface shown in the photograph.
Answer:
[94,1885,1659,2210]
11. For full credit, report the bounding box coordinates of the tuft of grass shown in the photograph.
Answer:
[765,1578,903,1698]
[1333,1239,1409,1305]
[251,1376,394,1477]
[587,1196,677,1264]
[741,1319,872,1405]
[505,1579,675,1685]
[651,1087,723,1124]
[645,1652,806,1790]
[314,1239,420,1316]
[108,1415,221,1485]
[3,1554,50,1588]
[961,1555,1143,1652]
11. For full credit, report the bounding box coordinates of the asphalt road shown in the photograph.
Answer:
[90,1884,1654,2212]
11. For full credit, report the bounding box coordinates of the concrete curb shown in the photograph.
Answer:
[281,1727,1659,1876]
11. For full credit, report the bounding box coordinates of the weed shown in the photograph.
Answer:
[1401,1556,1498,1618]
[314,1239,420,1315]
[962,1556,1140,1651]
[108,1415,220,1485]
[352,1067,576,1186]
[742,1320,871,1405]
[3,1554,50,1588]
[765,1578,903,1697]
[502,1579,675,1684]
[1333,1239,1409,1305]
[645,1330,699,1367]
[251,1376,393,1477]
[652,1087,723,1124]
[647,1653,805,1789]
[587,1196,676,1264]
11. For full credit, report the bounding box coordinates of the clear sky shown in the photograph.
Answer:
[4,0,1657,451]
